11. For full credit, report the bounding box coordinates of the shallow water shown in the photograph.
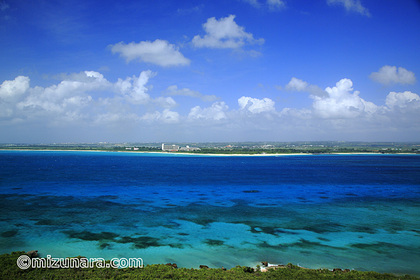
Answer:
[0,151,419,275]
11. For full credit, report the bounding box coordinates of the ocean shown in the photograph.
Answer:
[0,151,419,275]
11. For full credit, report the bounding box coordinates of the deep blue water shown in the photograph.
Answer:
[0,151,419,275]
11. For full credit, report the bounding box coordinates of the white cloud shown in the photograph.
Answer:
[312,78,377,118]
[176,5,203,15]
[17,71,109,117]
[370,65,416,85]
[284,77,327,97]
[267,0,285,10]
[115,70,155,105]
[166,85,218,102]
[141,109,180,124]
[327,0,370,17]
[111,39,190,67]
[192,15,264,49]
[238,96,275,113]
[242,0,260,8]
[385,91,420,109]
[0,76,30,102]
[242,0,285,10]
[285,77,309,91]
[3,70,177,125]
[154,97,177,108]
[188,101,228,120]
[2,72,420,142]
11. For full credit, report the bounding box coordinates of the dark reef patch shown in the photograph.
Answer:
[349,242,408,256]
[255,203,277,206]
[168,243,185,249]
[99,242,112,249]
[258,241,286,250]
[98,195,119,200]
[162,221,181,228]
[64,229,163,249]
[317,237,331,242]
[349,225,377,234]
[250,226,288,236]
[180,217,216,226]
[256,238,347,252]
[301,222,343,233]
[345,193,358,196]
[116,236,161,249]
[34,219,64,226]
[64,230,119,241]
[204,239,225,246]
[278,238,346,251]
[288,239,324,249]
[1,230,18,238]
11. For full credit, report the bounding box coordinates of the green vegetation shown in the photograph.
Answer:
[1,141,420,154]
[1,251,418,279]
[189,141,420,154]
[0,143,161,152]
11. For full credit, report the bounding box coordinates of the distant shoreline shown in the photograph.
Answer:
[0,149,418,156]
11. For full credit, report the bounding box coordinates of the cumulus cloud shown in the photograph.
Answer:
[238,96,275,113]
[285,77,309,91]
[284,77,327,97]
[166,85,218,102]
[0,76,30,102]
[111,39,190,67]
[192,15,264,49]
[2,72,420,142]
[385,91,420,110]
[17,71,110,117]
[370,66,416,85]
[312,78,377,118]
[0,76,30,118]
[188,101,228,120]
[0,70,180,126]
[115,70,155,105]
[327,0,370,17]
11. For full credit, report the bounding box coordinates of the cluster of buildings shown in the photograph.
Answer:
[161,143,200,152]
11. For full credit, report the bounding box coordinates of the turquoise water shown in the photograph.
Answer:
[0,151,419,275]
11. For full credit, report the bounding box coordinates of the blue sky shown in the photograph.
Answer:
[0,0,419,143]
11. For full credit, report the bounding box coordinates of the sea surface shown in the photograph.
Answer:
[0,151,419,275]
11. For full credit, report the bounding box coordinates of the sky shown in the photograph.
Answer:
[0,0,419,143]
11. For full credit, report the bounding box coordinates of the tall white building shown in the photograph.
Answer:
[161,143,179,151]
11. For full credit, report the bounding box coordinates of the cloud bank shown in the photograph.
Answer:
[165,85,218,102]
[1,72,420,142]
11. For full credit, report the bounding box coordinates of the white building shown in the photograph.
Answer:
[162,144,180,151]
